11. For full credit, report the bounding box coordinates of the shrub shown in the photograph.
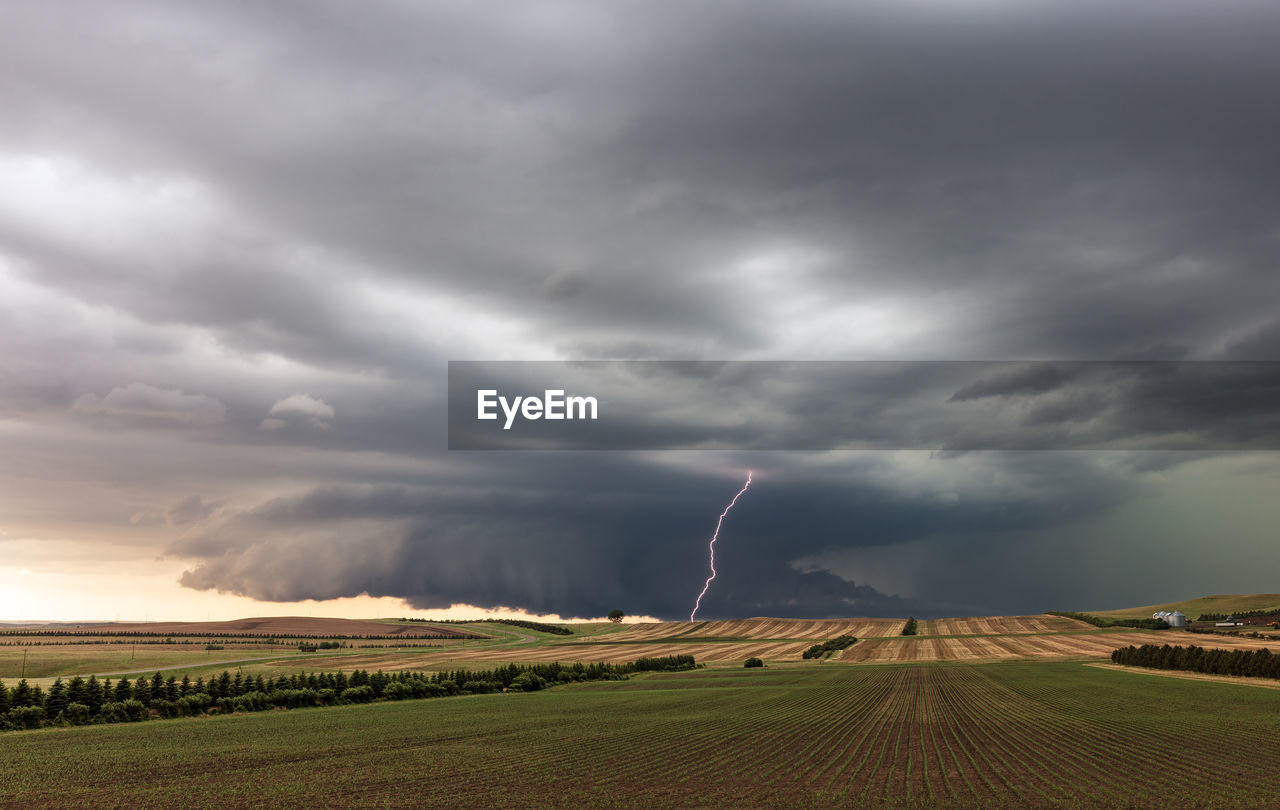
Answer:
[177,694,211,717]
[340,685,374,704]
[7,706,46,730]
[63,702,91,726]
[744,658,765,668]
[233,692,271,712]
[99,702,130,723]
[151,699,181,719]
[122,699,147,722]
[510,673,546,692]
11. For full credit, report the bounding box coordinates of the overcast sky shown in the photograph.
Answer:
[2,0,1279,622]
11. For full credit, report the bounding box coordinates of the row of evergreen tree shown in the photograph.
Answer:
[0,655,695,733]
[446,618,575,636]
[1111,643,1280,679]
[802,636,858,659]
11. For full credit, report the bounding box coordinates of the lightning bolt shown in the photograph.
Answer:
[690,470,753,622]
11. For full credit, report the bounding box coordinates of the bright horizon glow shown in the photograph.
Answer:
[0,565,658,625]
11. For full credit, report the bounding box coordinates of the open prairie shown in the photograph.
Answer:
[7,661,1280,808]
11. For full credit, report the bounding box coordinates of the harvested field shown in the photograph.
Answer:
[920,614,1092,636]
[9,661,1280,807]
[840,631,1280,663]
[2,616,478,639]
[413,639,814,666]
[593,617,905,642]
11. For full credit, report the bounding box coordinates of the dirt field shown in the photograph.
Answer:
[5,616,477,639]
[920,614,1092,636]
[840,630,1280,663]
[592,617,905,642]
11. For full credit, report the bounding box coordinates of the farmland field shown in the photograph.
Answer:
[6,660,1280,807]
[12,611,1280,686]
[839,629,1280,663]
[919,614,1091,636]
[595,617,906,641]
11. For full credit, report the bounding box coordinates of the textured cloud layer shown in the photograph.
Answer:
[2,1,1279,618]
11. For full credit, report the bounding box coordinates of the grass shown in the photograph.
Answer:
[6,660,1280,807]
[1089,593,1280,620]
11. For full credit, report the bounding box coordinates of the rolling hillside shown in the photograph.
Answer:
[1089,594,1280,621]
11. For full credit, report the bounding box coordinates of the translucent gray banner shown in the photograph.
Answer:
[447,361,1280,450]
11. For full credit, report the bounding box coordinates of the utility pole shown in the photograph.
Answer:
[21,647,27,678]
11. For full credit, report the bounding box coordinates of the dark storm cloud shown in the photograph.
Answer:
[169,452,1132,619]
[3,1,1280,617]
[5,0,1279,367]
[448,361,1280,451]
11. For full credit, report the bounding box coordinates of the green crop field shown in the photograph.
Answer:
[5,660,1280,808]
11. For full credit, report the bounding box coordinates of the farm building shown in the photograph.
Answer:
[1153,611,1187,628]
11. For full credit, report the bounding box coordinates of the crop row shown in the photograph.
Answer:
[8,662,1280,806]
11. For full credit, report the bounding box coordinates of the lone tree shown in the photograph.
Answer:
[607,609,625,624]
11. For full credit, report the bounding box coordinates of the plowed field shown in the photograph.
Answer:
[840,631,1280,663]
[920,614,1092,636]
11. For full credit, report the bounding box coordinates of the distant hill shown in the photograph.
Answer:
[5,616,480,638]
[1090,594,1280,621]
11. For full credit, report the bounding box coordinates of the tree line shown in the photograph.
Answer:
[1046,611,1169,630]
[0,655,697,733]
[1196,608,1280,622]
[1111,643,1280,679]
[802,636,858,659]
[399,617,574,636]
[1185,627,1274,640]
